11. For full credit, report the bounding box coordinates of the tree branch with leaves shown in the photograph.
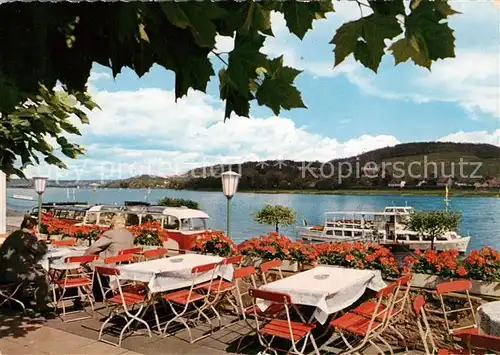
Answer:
[0,0,459,176]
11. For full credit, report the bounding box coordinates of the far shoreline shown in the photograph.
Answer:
[9,186,500,198]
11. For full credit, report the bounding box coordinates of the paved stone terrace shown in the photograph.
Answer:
[1,305,423,355]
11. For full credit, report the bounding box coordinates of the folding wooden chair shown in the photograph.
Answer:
[162,262,219,343]
[118,247,143,256]
[436,280,478,338]
[260,259,284,284]
[352,274,412,352]
[95,265,151,347]
[195,255,243,326]
[52,239,77,247]
[413,295,500,355]
[0,282,26,314]
[249,288,319,355]
[52,254,98,322]
[234,266,286,353]
[330,282,399,355]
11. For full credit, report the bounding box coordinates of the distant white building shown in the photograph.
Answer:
[388,180,406,188]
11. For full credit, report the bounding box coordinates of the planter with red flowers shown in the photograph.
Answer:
[191,231,237,257]
[404,247,500,297]
[128,221,168,249]
[315,241,400,278]
[237,233,316,272]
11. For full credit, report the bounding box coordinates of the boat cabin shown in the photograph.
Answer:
[143,206,210,250]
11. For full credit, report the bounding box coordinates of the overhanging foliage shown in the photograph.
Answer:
[0,1,458,176]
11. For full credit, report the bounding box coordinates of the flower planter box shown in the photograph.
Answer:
[241,256,299,272]
[411,273,500,298]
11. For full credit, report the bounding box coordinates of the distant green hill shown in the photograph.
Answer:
[104,142,500,192]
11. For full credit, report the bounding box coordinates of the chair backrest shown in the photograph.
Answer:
[192,262,219,274]
[371,282,399,328]
[142,247,168,260]
[413,295,438,355]
[118,247,143,256]
[259,259,283,284]
[436,280,477,335]
[233,266,258,319]
[52,239,76,247]
[64,254,98,264]
[223,255,243,265]
[104,254,133,265]
[390,274,412,318]
[249,288,291,304]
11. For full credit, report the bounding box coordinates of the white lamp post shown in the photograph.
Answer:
[33,176,48,235]
[221,171,240,238]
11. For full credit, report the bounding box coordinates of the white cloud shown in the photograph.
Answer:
[25,86,402,179]
[438,130,500,146]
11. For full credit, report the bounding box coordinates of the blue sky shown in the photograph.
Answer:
[28,1,500,180]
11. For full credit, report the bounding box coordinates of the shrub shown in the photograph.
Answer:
[464,247,500,281]
[403,249,465,278]
[191,231,237,257]
[157,197,199,210]
[316,241,399,277]
[129,221,168,246]
[238,232,293,261]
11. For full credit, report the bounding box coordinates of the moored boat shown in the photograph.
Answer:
[297,205,471,253]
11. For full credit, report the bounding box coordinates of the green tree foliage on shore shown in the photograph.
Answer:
[254,205,297,233]
[0,1,458,176]
[404,210,462,250]
[157,197,199,210]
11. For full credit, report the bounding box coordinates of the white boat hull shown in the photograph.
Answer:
[381,236,471,254]
[296,227,471,253]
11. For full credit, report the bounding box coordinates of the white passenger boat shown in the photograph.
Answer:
[296,206,471,253]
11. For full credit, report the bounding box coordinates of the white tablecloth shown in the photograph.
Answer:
[116,254,234,293]
[39,246,88,271]
[478,301,500,337]
[258,265,386,324]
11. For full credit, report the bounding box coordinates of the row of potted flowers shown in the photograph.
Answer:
[191,231,500,297]
[192,231,400,277]
[41,214,168,246]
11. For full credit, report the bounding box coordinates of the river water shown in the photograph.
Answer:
[7,187,500,251]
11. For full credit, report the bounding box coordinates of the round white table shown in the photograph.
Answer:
[477,301,500,336]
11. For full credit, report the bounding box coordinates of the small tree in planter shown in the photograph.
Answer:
[191,231,237,257]
[404,210,462,250]
[254,205,296,233]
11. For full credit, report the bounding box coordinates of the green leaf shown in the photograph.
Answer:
[255,56,306,116]
[392,0,456,69]
[241,2,273,36]
[332,14,402,72]
[225,33,267,99]
[272,0,334,39]
[59,120,81,135]
[160,3,225,48]
[390,36,432,68]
